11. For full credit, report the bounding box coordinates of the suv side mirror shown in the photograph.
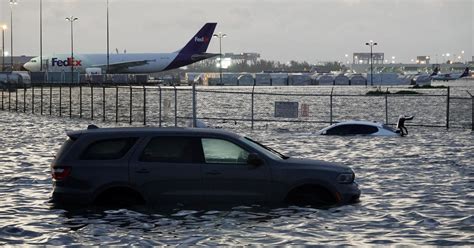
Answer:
[247,153,263,167]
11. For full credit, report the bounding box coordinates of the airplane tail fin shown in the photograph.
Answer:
[430,66,440,76]
[461,67,470,78]
[164,23,217,71]
[179,23,217,55]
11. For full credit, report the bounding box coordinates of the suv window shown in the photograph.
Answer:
[140,136,201,163]
[81,137,137,160]
[201,138,249,164]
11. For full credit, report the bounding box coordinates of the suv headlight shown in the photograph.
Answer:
[337,172,355,184]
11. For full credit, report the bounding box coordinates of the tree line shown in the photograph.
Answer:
[186,59,346,73]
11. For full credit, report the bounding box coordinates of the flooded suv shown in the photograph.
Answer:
[51,126,360,206]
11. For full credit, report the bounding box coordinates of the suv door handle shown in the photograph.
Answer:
[135,168,150,174]
[206,171,221,176]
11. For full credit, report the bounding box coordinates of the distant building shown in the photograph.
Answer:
[416,56,430,64]
[353,53,384,64]
[221,52,260,65]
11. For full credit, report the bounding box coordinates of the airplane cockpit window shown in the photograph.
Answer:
[31,59,37,63]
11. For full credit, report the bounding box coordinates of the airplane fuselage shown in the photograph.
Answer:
[431,74,463,81]
[25,53,179,74]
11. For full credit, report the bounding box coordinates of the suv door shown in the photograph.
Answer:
[129,136,204,204]
[199,137,270,204]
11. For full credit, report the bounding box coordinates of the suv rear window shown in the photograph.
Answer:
[81,137,137,160]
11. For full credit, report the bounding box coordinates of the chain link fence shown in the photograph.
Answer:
[1,83,473,131]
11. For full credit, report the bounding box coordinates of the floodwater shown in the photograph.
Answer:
[0,83,473,245]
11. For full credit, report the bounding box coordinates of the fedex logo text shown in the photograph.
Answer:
[194,36,209,43]
[52,57,82,67]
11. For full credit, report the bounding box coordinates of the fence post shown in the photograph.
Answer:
[23,83,26,113]
[446,86,450,129]
[129,84,133,124]
[69,82,72,118]
[49,84,52,115]
[174,86,178,127]
[158,84,162,127]
[115,84,118,123]
[90,84,94,120]
[330,87,334,125]
[192,82,196,127]
[8,81,11,111]
[467,91,474,131]
[251,81,256,130]
[15,84,18,112]
[102,84,106,121]
[40,83,43,115]
[59,83,62,117]
[385,94,388,124]
[31,84,34,113]
[79,83,82,118]
[143,84,146,126]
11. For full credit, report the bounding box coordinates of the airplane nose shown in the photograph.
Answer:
[23,62,32,71]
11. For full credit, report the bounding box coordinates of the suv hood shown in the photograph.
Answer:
[283,157,352,173]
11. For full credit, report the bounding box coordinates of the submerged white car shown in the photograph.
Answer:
[318,121,400,136]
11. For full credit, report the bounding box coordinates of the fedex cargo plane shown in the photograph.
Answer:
[24,23,218,74]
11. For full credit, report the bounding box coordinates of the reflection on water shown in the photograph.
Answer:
[0,88,473,245]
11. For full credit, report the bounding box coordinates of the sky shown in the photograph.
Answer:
[0,0,472,64]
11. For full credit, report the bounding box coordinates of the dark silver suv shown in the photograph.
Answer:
[51,126,360,206]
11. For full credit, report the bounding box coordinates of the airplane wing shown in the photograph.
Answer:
[191,53,220,61]
[91,60,155,73]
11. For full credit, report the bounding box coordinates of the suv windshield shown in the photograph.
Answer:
[241,137,289,160]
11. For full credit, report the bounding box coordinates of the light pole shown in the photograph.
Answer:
[66,16,78,84]
[10,0,18,71]
[1,25,6,72]
[106,0,109,75]
[39,0,43,71]
[365,40,377,86]
[213,32,226,85]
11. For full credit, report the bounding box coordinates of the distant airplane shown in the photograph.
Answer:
[411,67,440,84]
[431,67,470,81]
[23,23,218,74]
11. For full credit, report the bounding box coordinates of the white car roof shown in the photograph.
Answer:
[318,120,386,133]
[332,120,383,127]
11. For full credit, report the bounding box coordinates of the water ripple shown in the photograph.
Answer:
[0,102,473,245]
